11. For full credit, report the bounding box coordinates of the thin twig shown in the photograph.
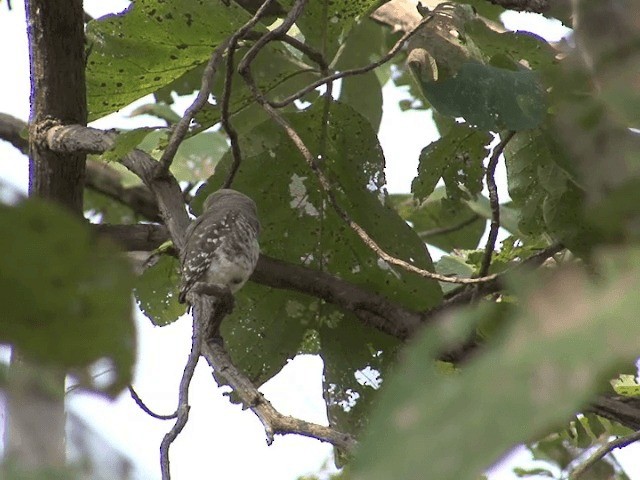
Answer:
[220,0,281,188]
[221,40,243,189]
[156,39,230,176]
[264,13,435,109]
[569,430,640,479]
[128,385,177,421]
[159,314,203,480]
[478,131,516,277]
[223,27,329,189]
[418,214,481,239]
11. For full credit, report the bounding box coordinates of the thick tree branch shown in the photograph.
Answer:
[587,394,640,431]
[86,161,161,221]
[94,223,169,251]
[0,113,163,220]
[254,255,423,340]
[96,221,425,340]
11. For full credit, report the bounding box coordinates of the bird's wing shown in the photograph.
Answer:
[178,210,236,302]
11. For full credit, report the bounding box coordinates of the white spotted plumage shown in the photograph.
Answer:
[178,189,260,304]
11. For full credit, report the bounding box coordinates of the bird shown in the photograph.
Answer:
[178,189,260,336]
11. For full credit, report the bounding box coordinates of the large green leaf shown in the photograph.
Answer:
[351,247,640,480]
[412,124,490,202]
[199,100,441,435]
[134,255,184,327]
[465,19,558,72]
[86,0,253,119]
[406,5,549,131]
[504,128,598,251]
[419,62,546,131]
[0,200,135,395]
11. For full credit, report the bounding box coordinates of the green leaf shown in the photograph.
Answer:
[513,467,555,478]
[465,19,558,72]
[351,247,640,480]
[391,188,485,252]
[611,374,640,397]
[451,0,504,22]
[465,196,521,237]
[412,124,490,202]
[98,127,157,163]
[504,128,599,252]
[201,100,441,435]
[434,255,474,294]
[583,413,607,439]
[571,416,593,449]
[279,0,380,59]
[86,0,253,119]
[339,71,383,133]
[530,434,573,470]
[335,18,388,131]
[0,200,135,395]
[420,62,546,131]
[130,102,182,124]
[136,129,229,182]
[84,189,138,224]
[134,255,183,326]
[198,42,320,135]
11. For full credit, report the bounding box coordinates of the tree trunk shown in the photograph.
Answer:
[4,0,87,469]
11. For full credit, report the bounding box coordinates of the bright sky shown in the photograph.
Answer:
[0,1,638,479]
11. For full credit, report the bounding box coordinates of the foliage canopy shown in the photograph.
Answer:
[2,0,640,478]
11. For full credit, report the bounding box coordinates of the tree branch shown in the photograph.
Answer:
[160,315,202,480]
[128,385,177,421]
[587,394,640,431]
[86,161,161,221]
[201,340,356,451]
[0,115,162,221]
[94,223,170,251]
[0,113,28,154]
[263,10,436,109]
[156,39,230,176]
[486,0,549,13]
[418,214,481,239]
[478,131,515,278]
[569,428,640,479]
